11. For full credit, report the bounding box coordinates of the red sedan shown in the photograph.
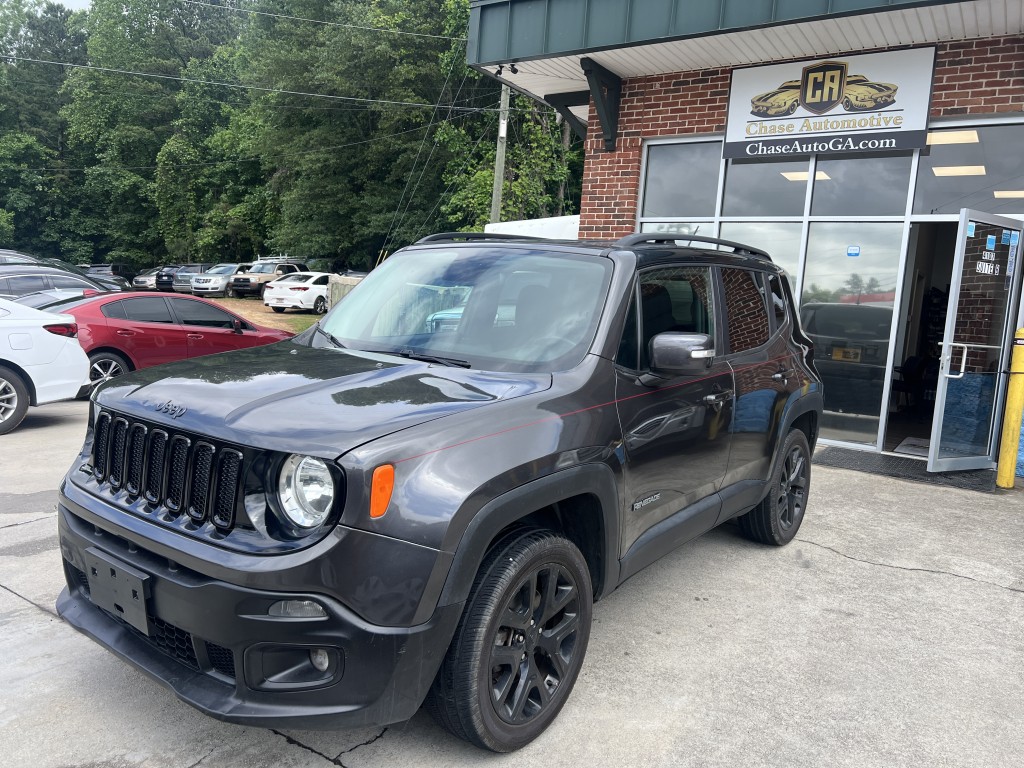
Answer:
[25,292,293,386]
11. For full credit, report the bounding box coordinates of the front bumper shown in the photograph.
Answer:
[230,282,261,295]
[193,284,227,296]
[56,496,462,729]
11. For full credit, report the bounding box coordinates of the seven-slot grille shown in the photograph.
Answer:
[92,410,243,531]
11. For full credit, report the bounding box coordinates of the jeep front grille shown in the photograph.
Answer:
[91,410,243,531]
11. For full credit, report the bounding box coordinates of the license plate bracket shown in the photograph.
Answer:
[84,547,151,636]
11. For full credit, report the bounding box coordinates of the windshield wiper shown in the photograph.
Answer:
[315,325,346,349]
[360,348,472,368]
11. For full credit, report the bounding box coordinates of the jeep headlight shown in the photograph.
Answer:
[278,455,335,528]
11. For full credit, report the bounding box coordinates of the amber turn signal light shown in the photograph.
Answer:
[370,464,395,518]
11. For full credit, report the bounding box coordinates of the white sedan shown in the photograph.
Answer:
[262,272,331,314]
[0,298,90,435]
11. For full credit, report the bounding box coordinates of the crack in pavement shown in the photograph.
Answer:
[0,581,59,617]
[183,747,217,768]
[0,514,55,530]
[797,538,1024,595]
[271,730,348,767]
[335,728,388,760]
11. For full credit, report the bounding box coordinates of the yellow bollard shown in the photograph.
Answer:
[996,328,1024,489]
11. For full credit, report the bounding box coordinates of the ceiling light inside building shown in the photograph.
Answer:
[780,171,830,181]
[926,130,979,145]
[931,165,986,176]
[993,191,1024,198]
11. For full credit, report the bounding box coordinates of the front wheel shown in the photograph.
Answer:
[0,366,30,435]
[426,529,593,752]
[738,429,811,545]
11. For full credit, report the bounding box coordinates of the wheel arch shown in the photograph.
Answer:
[0,358,37,406]
[431,464,620,621]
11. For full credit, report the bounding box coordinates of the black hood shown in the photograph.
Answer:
[93,342,551,456]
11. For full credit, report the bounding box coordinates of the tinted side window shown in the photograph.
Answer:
[51,275,90,289]
[767,274,788,332]
[616,289,639,369]
[721,268,770,353]
[8,275,48,293]
[314,275,329,286]
[638,266,714,368]
[101,301,127,319]
[170,298,235,328]
[121,297,173,323]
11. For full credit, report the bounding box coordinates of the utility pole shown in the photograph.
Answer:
[490,83,510,224]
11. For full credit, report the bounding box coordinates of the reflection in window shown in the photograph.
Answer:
[637,267,713,369]
[719,221,802,278]
[642,142,721,217]
[639,222,712,237]
[722,157,809,216]
[915,124,1024,215]
[812,152,913,216]
[800,222,902,444]
[721,269,770,353]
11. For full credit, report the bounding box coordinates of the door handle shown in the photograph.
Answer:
[943,343,968,380]
[187,333,204,340]
[116,329,135,337]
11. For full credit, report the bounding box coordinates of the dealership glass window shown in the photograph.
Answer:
[722,157,808,216]
[914,124,1024,215]
[641,142,721,217]
[800,222,903,444]
[812,152,913,216]
[719,222,802,278]
[639,222,713,237]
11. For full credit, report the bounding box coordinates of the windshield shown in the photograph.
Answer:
[207,264,237,275]
[275,273,309,283]
[250,263,278,274]
[318,247,612,373]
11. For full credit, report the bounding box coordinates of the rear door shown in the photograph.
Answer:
[615,265,733,555]
[719,267,803,507]
[168,297,261,357]
[103,296,190,368]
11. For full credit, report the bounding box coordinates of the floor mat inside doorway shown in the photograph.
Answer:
[813,447,997,493]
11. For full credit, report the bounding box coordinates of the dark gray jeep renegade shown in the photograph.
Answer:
[56,233,823,752]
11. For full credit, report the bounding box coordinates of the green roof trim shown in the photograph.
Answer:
[468,0,961,66]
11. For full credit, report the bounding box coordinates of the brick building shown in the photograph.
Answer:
[467,0,1024,472]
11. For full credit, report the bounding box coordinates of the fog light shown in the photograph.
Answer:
[310,648,330,672]
[268,599,327,619]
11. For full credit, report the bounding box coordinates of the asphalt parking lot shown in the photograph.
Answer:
[2,401,1023,767]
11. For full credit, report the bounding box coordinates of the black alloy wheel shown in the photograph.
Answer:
[738,428,810,546]
[426,529,593,752]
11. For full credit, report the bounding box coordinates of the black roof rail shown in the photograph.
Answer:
[415,232,542,244]
[614,233,772,262]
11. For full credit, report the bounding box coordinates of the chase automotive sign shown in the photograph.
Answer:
[724,48,935,159]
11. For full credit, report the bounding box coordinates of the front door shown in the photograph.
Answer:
[615,265,733,553]
[928,210,1024,472]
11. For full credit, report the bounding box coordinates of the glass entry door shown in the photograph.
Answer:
[928,210,1024,472]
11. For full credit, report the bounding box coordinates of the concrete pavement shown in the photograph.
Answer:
[1,401,1022,767]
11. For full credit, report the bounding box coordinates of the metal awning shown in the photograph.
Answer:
[468,0,1023,139]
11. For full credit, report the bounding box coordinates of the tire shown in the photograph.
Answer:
[227,289,238,299]
[0,366,30,436]
[738,429,811,546]
[787,100,797,115]
[426,529,593,752]
[259,284,267,299]
[313,296,327,314]
[88,351,131,389]
[271,306,286,313]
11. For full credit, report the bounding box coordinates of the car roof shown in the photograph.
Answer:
[403,234,783,274]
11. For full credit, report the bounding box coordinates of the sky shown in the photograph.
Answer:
[60,0,92,10]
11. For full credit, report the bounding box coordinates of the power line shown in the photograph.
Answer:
[1,54,502,112]
[181,0,467,42]
[17,111,480,173]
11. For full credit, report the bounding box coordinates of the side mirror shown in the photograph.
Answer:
[232,318,243,334]
[649,332,714,375]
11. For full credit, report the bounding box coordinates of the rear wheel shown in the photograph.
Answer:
[271,306,286,313]
[0,366,30,436]
[739,429,810,545]
[313,296,327,314]
[88,351,130,389]
[426,529,593,752]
